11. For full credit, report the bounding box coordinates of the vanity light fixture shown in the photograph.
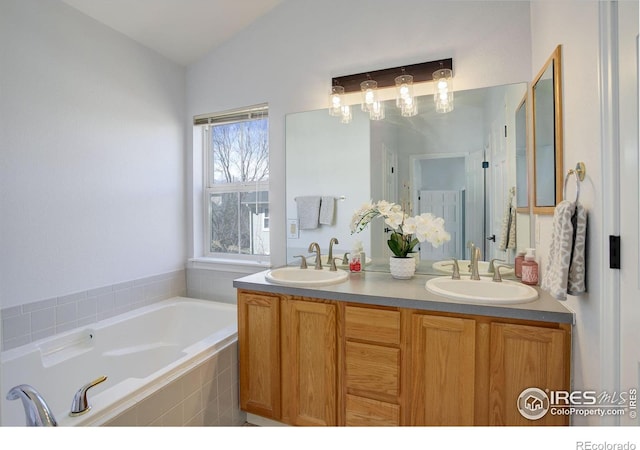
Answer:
[360,78,378,113]
[328,84,346,117]
[433,66,454,113]
[395,73,418,117]
[340,105,352,124]
[330,58,453,120]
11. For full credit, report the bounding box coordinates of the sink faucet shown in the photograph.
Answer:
[326,237,339,265]
[6,384,57,426]
[470,246,481,280]
[308,242,322,270]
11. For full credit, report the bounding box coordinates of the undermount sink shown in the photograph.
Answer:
[425,276,538,304]
[265,266,349,287]
[432,259,514,277]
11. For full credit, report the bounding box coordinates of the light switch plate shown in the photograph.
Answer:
[288,219,299,239]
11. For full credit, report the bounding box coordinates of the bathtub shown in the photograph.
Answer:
[1,297,242,426]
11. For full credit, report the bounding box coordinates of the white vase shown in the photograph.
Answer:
[389,256,416,279]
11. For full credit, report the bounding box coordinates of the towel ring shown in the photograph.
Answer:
[563,162,586,202]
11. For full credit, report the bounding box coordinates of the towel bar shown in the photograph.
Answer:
[563,162,586,202]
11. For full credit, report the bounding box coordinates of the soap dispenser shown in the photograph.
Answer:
[521,248,539,285]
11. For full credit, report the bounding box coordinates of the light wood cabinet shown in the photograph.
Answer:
[408,313,476,425]
[343,305,401,426]
[238,289,571,427]
[489,322,569,426]
[237,291,281,420]
[281,297,338,426]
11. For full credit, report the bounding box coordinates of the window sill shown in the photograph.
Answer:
[188,257,272,274]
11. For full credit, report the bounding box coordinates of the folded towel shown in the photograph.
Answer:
[319,196,335,225]
[295,196,321,230]
[541,200,576,300]
[567,202,587,295]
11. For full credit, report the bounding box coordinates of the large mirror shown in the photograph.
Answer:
[532,45,563,214]
[285,82,528,274]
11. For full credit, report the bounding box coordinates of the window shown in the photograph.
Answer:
[195,104,269,261]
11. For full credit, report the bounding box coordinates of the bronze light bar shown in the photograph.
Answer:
[331,58,453,93]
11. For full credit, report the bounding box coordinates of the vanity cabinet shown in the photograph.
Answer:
[237,289,571,426]
[237,291,281,420]
[407,313,476,425]
[343,305,401,426]
[488,322,569,426]
[238,290,339,426]
[281,297,338,426]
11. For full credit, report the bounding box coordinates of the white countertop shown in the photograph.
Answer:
[233,269,575,324]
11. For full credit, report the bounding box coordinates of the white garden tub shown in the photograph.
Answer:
[1,297,238,426]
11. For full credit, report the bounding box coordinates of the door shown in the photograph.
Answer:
[419,190,462,259]
[281,298,338,426]
[409,314,476,425]
[237,291,281,420]
[489,323,569,426]
[488,107,509,261]
[618,0,639,426]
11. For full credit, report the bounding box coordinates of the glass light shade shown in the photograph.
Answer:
[433,68,454,113]
[400,95,418,117]
[360,80,378,112]
[329,85,345,116]
[369,100,385,120]
[395,74,417,116]
[340,105,352,124]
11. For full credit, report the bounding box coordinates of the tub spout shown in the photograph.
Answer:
[69,375,108,416]
[6,384,57,426]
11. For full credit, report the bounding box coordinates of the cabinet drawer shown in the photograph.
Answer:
[345,306,400,345]
[346,341,400,396]
[345,395,400,426]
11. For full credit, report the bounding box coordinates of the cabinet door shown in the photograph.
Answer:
[489,323,568,426]
[409,314,476,425]
[237,291,281,420]
[281,298,338,426]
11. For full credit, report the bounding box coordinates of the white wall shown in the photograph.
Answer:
[186,0,532,269]
[0,0,187,308]
[530,1,603,425]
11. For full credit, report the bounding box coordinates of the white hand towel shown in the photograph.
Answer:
[541,200,576,300]
[319,196,335,225]
[295,196,321,230]
[567,202,587,296]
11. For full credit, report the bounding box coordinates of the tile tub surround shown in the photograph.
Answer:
[1,270,186,351]
[103,341,245,427]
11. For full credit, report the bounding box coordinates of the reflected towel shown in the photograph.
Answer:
[498,192,516,251]
[319,196,335,225]
[541,200,577,300]
[567,202,587,296]
[295,196,321,230]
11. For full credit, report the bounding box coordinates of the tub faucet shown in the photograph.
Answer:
[6,384,57,426]
[69,375,107,417]
[308,242,322,270]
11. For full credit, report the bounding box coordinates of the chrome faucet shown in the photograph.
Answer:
[308,242,322,270]
[470,246,481,280]
[69,376,107,416]
[326,237,339,265]
[6,384,57,426]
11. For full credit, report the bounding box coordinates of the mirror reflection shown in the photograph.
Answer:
[533,45,563,213]
[285,82,528,274]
